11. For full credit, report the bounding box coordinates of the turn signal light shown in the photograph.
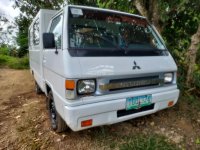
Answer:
[168,101,174,107]
[65,80,75,90]
[81,119,93,127]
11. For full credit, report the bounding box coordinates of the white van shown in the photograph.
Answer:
[29,5,179,132]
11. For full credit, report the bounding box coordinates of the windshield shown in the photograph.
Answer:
[68,7,167,57]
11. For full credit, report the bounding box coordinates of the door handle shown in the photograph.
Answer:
[43,57,46,63]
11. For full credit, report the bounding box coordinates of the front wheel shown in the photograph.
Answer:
[35,82,42,94]
[47,91,67,133]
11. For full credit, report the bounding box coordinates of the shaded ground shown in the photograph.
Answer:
[0,69,200,150]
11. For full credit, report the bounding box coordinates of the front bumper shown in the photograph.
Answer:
[63,88,179,131]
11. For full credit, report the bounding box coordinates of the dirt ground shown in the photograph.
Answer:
[0,69,200,150]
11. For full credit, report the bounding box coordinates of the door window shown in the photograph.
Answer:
[33,19,39,45]
[50,14,63,49]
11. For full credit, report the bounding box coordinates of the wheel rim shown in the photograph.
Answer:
[50,100,57,129]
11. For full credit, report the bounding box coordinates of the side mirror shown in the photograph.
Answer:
[43,33,55,49]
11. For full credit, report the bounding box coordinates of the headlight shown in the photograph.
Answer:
[164,73,173,83]
[77,80,96,94]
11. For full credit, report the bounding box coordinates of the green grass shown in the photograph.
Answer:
[119,134,178,150]
[0,54,29,69]
[91,127,179,150]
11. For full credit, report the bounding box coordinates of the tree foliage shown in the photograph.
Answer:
[159,0,200,89]
[0,16,16,46]
[15,14,31,57]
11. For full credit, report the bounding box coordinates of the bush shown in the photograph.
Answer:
[0,55,29,69]
[0,46,9,55]
[0,55,10,66]
[8,56,29,69]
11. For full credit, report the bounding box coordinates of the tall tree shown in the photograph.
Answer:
[159,0,200,88]
[186,25,200,86]
[15,14,31,57]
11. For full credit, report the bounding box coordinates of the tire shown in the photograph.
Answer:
[47,91,67,133]
[35,82,42,94]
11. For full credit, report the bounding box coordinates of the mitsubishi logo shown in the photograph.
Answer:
[132,61,141,70]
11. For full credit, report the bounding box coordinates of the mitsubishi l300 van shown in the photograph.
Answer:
[29,5,179,132]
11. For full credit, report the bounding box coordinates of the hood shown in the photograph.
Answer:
[77,55,177,78]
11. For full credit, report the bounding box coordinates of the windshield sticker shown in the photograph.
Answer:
[70,8,83,16]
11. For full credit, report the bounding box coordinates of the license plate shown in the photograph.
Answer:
[126,95,152,110]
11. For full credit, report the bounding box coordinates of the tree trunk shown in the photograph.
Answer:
[134,0,162,33]
[186,25,200,87]
[134,0,148,17]
[150,0,161,33]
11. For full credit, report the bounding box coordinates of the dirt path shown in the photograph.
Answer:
[0,69,200,150]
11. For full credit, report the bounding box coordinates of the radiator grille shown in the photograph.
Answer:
[107,76,163,91]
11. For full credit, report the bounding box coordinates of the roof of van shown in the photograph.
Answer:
[67,4,146,19]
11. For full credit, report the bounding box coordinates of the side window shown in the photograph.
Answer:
[33,19,39,45]
[50,14,63,49]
